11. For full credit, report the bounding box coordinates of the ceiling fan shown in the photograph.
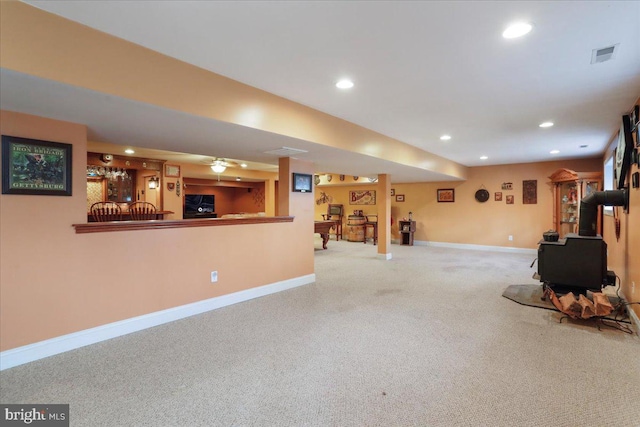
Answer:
[200,158,241,181]
[201,158,239,174]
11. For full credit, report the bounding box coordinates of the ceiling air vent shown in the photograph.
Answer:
[264,146,308,156]
[591,44,619,64]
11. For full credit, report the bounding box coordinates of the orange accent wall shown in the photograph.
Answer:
[0,111,313,351]
[177,183,266,217]
[232,185,266,213]
[603,98,640,320]
[316,158,602,249]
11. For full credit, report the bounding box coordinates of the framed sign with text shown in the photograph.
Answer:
[2,135,72,196]
[165,164,181,178]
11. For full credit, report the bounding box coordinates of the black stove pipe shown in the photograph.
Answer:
[578,189,627,236]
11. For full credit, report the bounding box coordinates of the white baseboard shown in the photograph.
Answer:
[390,239,536,254]
[377,253,392,260]
[0,274,315,371]
[618,290,640,337]
[415,240,537,255]
[629,309,640,337]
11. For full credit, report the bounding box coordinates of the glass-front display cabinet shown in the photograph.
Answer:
[549,168,602,238]
[86,152,163,212]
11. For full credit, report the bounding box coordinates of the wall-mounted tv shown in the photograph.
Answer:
[292,173,312,193]
[184,194,215,215]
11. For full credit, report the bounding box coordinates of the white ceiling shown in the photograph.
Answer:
[5,1,640,181]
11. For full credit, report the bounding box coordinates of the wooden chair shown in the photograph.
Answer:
[128,201,158,220]
[363,215,378,245]
[322,204,344,240]
[90,201,123,222]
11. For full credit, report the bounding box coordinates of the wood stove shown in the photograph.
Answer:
[537,189,627,294]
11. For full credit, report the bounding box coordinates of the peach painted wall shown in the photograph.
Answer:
[0,111,313,351]
[161,169,182,221]
[314,184,379,219]
[603,98,640,320]
[316,158,601,249]
[0,1,466,181]
[279,157,316,262]
[232,185,266,213]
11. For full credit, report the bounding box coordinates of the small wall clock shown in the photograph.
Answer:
[475,189,489,203]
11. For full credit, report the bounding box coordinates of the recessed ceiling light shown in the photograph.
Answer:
[550,150,560,154]
[336,79,354,89]
[539,121,554,128]
[502,22,533,39]
[240,163,248,168]
[124,149,135,154]
[480,155,488,160]
[440,135,452,141]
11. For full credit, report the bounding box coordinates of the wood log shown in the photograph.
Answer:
[578,294,596,319]
[592,292,613,317]
[558,292,582,318]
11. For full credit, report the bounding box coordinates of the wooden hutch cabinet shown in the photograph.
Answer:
[549,168,601,238]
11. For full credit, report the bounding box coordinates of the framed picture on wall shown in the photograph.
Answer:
[1,135,72,196]
[165,164,181,178]
[631,105,639,129]
[495,192,502,201]
[351,190,376,204]
[437,188,454,202]
[615,115,634,189]
[522,180,537,204]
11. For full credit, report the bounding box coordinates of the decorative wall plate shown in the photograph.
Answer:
[475,189,489,203]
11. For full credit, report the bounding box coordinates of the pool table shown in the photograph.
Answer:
[314,220,337,249]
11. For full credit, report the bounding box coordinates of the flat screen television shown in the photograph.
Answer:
[292,173,312,193]
[184,194,215,215]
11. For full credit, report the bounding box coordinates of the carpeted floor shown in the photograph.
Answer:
[1,238,639,426]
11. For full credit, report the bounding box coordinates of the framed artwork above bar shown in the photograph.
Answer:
[2,135,72,196]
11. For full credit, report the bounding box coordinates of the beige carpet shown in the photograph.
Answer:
[1,238,639,426]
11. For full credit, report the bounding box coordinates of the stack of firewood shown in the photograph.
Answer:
[548,290,613,320]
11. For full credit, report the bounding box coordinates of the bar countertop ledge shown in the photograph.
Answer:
[73,216,295,234]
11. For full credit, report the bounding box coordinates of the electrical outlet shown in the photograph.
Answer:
[210,271,218,283]
[508,235,513,241]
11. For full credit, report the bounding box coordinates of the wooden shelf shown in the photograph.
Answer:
[399,220,416,246]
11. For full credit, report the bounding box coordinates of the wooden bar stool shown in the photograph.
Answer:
[363,215,378,245]
[90,201,122,222]
[129,201,158,220]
